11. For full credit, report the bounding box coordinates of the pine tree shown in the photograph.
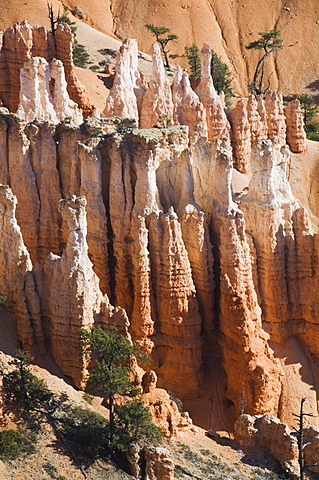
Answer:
[4,350,52,411]
[246,30,283,95]
[210,50,233,108]
[298,93,319,138]
[78,326,160,451]
[185,43,201,80]
[145,24,178,69]
[47,4,92,68]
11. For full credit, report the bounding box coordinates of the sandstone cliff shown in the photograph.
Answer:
[0,15,319,440]
[1,102,319,429]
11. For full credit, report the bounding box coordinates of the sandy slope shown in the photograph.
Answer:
[1,0,319,97]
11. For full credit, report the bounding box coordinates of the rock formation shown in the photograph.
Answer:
[0,185,45,355]
[102,39,142,122]
[303,426,319,474]
[284,98,307,153]
[234,414,299,476]
[141,385,185,437]
[17,57,57,123]
[0,21,94,119]
[144,446,175,480]
[172,65,206,135]
[264,90,286,143]
[127,444,175,480]
[0,70,318,436]
[228,99,251,173]
[139,42,174,128]
[50,58,83,124]
[40,195,128,388]
[17,57,83,124]
[247,94,268,143]
[195,43,230,141]
[235,413,319,476]
[52,23,95,118]
[0,21,32,113]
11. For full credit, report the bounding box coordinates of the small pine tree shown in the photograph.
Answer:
[145,24,178,69]
[4,350,52,411]
[298,93,319,137]
[114,399,162,451]
[246,29,283,95]
[48,4,92,68]
[210,50,233,108]
[78,326,159,451]
[185,44,201,80]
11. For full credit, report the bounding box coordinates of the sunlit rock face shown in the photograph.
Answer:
[228,99,251,174]
[264,89,286,143]
[284,98,307,153]
[0,21,94,119]
[195,43,230,141]
[17,57,83,125]
[0,25,317,430]
[139,42,175,128]
[172,65,206,135]
[103,38,145,123]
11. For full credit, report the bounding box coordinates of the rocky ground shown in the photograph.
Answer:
[0,344,314,480]
[0,319,298,480]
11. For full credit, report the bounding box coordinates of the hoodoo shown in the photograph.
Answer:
[0,5,319,477]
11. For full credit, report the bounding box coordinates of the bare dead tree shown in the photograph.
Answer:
[47,2,60,37]
[291,398,319,480]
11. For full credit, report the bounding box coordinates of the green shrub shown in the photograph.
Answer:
[114,399,162,451]
[43,461,57,476]
[156,114,172,127]
[0,429,37,460]
[73,42,92,68]
[82,392,93,404]
[210,51,233,108]
[4,350,52,411]
[60,406,109,459]
[307,131,319,141]
[298,93,319,139]
[185,44,201,80]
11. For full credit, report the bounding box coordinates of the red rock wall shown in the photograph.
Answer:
[0,21,94,118]
[0,110,318,426]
